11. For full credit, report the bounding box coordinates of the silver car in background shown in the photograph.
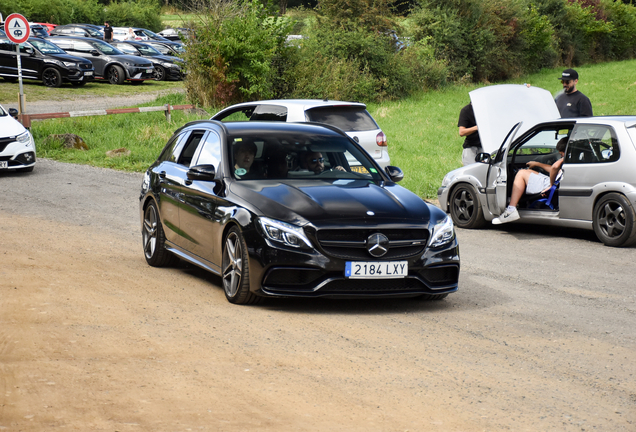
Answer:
[211,99,390,168]
[438,84,636,247]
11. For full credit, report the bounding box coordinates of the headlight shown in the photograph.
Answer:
[16,131,32,147]
[441,172,455,188]
[141,171,151,193]
[258,217,313,249]
[63,61,77,67]
[429,216,455,248]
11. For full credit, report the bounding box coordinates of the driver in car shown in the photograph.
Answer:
[493,137,567,225]
[305,152,345,174]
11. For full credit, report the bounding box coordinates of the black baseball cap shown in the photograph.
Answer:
[558,68,579,81]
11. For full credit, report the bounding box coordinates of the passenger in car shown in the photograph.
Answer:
[233,140,258,179]
[493,137,567,225]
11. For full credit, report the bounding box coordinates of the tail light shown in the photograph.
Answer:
[376,131,387,147]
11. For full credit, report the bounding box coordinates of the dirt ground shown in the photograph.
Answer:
[1,161,635,431]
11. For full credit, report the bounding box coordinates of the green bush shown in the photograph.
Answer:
[182,0,292,107]
[409,0,558,82]
[105,0,163,32]
[0,0,103,24]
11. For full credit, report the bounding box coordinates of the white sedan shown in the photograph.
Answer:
[0,104,36,172]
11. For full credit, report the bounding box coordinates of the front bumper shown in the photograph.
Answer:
[0,139,36,171]
[245,227,460,298]
[127,66,155,81]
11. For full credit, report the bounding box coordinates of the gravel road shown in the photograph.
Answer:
[1,159,635,431]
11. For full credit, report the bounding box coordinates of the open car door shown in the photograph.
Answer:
[484,122,523,217]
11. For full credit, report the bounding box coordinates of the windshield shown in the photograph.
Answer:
[92,40,124,55]
[29,39,66,54]
[135,44,162,56]
[0,105,7,116]
[86,28,103,38]
[228,130,384,183]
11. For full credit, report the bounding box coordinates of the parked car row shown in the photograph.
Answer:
[0,34,184,85]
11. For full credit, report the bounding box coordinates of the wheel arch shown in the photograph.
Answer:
[105,61,131,79]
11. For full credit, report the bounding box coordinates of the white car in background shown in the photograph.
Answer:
[0,104,36,172]
[211,99,390,168]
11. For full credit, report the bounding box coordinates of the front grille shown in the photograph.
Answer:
[316,229,428,260]
[79,63,92,70]
[0,137,15,152]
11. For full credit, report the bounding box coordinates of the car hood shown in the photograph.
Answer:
[46,53,92,65]
[0,115,27,138]
[470,84,560,154]
[230,179,436,226]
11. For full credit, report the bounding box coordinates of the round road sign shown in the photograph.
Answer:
[5,13,31,44]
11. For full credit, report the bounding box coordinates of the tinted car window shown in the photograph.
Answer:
[305,106,379,131]
[114,44,138,55]
[566,124,619,164]
[195,132,222,167]
[178,131,206,166]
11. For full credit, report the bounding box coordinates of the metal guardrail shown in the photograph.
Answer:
[19,104,195,128]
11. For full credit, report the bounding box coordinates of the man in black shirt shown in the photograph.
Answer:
[458,102,483,166]
[103,22,113,42]
[555,68,593,118]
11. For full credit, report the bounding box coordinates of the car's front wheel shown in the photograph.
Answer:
[593,193,636,247]
[107,65,125,85]
[449,184,485,229]
[42,67,62,88]
[222,226,261,305]
[143,201,177,266]
[153,65,166,81]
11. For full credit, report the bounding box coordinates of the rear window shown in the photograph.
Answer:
[305,106,379,132]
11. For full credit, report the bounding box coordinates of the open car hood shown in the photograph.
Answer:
[470,84,560,154]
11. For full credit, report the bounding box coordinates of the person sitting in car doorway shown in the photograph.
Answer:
[233,140,259,179]
[493,137,568,225]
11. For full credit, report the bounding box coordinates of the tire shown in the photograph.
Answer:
[153,65,166,81]
[107,65,125,85]
[142,201,177,266]
[593,193,636,247]
[42,67,62,88]
[222,226,261,305]
[449,184,485,229]
[71,81,87,87]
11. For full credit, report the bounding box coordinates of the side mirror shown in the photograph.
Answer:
[27,48,35,56]
[8,108,19,119]
[384,165,404,183]
[91,50,100,56]
[476,152,491,164]
[187,164,217,182]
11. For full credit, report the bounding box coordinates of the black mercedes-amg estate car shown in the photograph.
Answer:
[140,121,460,304]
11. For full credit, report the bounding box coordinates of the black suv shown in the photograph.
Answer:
[0,36,95,87]
[49,24,103,39]
[110,41,183,81]
[48,36,154,84]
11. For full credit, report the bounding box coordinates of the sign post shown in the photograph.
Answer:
[5,13,31,124]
